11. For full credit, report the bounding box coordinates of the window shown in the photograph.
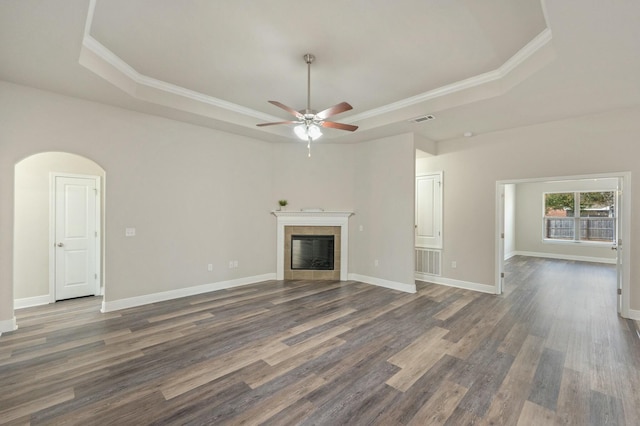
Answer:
[544,191,615,243]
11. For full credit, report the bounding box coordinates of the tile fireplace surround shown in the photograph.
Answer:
[272,211,354,281]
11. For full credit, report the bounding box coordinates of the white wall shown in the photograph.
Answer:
[350,134,416,292]
[3,80,639,329]
[0,82,419,330]
[14,152,106,301]
[271,142,356,212]
[0,81,275,324]
[417,105,640,311]
[515,179,617,262]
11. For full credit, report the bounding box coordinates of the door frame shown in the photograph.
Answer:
[495,171,631,318]
[49,172,102,302]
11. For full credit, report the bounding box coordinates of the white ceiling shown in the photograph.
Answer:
[1,0,639,144]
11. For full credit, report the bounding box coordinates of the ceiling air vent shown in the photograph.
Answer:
[409,114,435,123]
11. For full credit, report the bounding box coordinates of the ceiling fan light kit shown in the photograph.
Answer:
[257,53,358,156]
[294,123,322,141]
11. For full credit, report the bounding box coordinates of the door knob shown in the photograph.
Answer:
[611,246,617,251]
[57,242,64,247]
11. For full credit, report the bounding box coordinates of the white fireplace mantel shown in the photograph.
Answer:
[272,210,354,280]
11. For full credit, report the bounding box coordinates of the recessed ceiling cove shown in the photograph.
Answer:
[82,0,549,140]
[90,0,546,111]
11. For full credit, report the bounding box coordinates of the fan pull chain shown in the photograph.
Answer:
[307,136,312,157]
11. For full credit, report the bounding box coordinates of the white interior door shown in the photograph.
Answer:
[415,172,443,248]
[54,175,98,300]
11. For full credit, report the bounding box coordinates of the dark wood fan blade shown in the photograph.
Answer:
[268,101,303,119]
[315,102,353,120]
[321,121,358,132]
[256,121,298,127]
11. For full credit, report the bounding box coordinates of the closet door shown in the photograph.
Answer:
[54,175,99,300]
[416,172,442,248]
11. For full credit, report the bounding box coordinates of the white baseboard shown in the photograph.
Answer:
[0,316,17,335]
[348,274,416,293]
[627,309,640,321]
[414,272,440,283]
[514,251,616,264]
[101,273,276,313]
[416,274,497,294]
[14,295,51,310]
[504,251,517,260]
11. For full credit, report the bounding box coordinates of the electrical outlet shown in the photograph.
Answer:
[229,261,234,269]
[374,259,379,267]
[451,261,457,268]
[125,227,136,237]
[359,225,364,231]
[207,264,213,272]
[233,260,238,268]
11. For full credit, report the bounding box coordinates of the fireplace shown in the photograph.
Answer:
[291,235,335,270]
[273,210,353,281]
[284,226,340,280]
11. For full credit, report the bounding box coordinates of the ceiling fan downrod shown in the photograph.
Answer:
[304,53,315,115]
[304,54,315,158]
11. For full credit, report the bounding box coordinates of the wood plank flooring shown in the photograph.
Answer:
[1,256,639,425]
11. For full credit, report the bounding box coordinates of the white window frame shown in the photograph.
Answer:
[542,190,615,246]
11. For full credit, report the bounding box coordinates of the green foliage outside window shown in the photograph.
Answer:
[545,191,614,216]
[545,193,574,215]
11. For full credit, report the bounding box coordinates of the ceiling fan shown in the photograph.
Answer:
[257,53,358,156]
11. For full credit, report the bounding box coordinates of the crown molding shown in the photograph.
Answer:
[81,35,280,123]
[347,28,553,123]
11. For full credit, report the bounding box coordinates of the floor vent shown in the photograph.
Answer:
[415,248,441,276]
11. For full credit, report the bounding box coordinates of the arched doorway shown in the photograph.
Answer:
[14,152,106,309]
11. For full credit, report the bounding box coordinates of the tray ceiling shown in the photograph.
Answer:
[2,1,640,143]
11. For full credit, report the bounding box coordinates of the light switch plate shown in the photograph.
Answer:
[125,227,136,237]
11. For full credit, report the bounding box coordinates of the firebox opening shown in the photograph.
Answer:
[291,235,335,270]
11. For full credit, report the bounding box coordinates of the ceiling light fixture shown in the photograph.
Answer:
[294,123,322,141]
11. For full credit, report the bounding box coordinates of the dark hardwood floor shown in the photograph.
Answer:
[1,256,638,425]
